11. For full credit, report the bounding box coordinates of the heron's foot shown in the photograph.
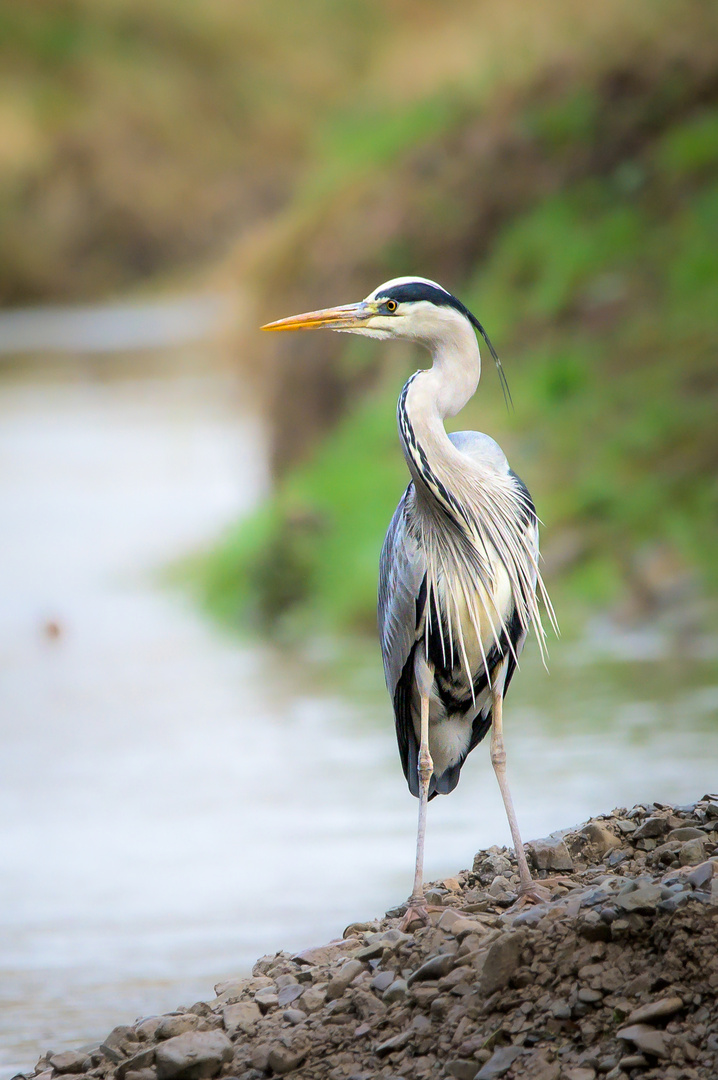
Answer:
[509,881,552,910]
[399,895,437,932]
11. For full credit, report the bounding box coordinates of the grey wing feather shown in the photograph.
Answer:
[378,484,426,697]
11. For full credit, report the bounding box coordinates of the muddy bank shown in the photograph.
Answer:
[25,797,718,1080]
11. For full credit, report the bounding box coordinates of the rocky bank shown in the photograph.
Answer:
[25,797,718,1080]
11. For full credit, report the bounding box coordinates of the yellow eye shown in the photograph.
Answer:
[386,299,398,313]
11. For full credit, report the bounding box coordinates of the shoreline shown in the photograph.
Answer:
[22,797,718,1080]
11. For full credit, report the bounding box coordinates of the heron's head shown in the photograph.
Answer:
[261,275,510,401]
[262,276,477,345]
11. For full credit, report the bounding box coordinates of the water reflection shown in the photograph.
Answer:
[0,355,716,1079]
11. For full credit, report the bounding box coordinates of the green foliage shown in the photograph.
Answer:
[194,103,718,632]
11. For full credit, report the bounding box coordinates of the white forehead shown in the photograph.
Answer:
[364,276,452,302]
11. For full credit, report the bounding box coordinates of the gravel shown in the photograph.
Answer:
[20,796,718,1080]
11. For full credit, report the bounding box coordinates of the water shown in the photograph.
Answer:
[1,331,717,1078]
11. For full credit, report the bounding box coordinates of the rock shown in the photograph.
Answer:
[479,931,525,995]
[276,984,303,1007]
[382,978,408,1003]
[115,1050,156,1080]
[527,835,573,871]
[616,1024,669,1058]
[375,1029,411,1056]
[283,1008,306,1025]
[124,1070,156,1080]
[136,1018,163,1042]
[407,952,455,984]
[475,1045,524,1078]
[326,959,364,1000]
[293,940,358,966]
[686,860,714,889]
[155,1031,233,1080]
[678,838,706,866]
[253,986,279,1011]
[631,816,669,840]
[474,852,512,880]
[615,884,663,912]
[222,1002,261,1036]
[371,970,395,991]
[249,1044,272,1072]
[564,1069,595,1080]
[266,1047,306,1075]
[625,995,683,1025]
[618,1055,647,1069]
[581,823,621,855]
[155,1016,200,1041]
[666,827,706,841]
[299,985,326,1013]
[445,1060,477,1080]
[48,1054,89,1075]
[577,988,602,1004]
[100,1027,139,1062]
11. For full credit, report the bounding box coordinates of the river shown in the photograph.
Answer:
[1,304,717,1078]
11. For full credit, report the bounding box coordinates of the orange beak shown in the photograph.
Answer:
[261,301,372,332]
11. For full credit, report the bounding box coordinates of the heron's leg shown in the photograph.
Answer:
[401,690,433,930]
[490,665,549,904]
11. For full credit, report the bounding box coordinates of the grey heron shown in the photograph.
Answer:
[263,276,557,927]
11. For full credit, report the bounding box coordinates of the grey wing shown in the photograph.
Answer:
[377,484,426,699]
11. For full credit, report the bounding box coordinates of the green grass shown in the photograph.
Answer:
[190,105,718,635]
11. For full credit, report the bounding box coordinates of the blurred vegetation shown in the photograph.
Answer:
[0,0,440,302]
[187,2,718,637]
[2,0,716,639]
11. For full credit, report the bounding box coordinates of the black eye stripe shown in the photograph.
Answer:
[375,282,456,309]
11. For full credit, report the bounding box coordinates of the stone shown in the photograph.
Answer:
[375,1029,411,1056]
[124,1070,156,1080]
[616,1024,669,1058]
[527,835,573,872]
[615,885,663,913]
[155,1031,233,1080]
[474,853,512,879]
[101,1027,139,1062]
[445,1060,477,1080]
[136,1018,163,1042]
[666,827,705,841]
[479,931,526,995]
[222,1002,261,1036]
[577,988,602,1004]
[266,1047,306,1075]
[326,959,364,1000]
[678,838,706,866]
[382,978,408,1003]
[276,984,303,1007]
[407,953,455,985]
[48,1054,89,1075]
[115,1050,155,1080]
[686,860,714,889]
[371,970,395,991]
[618,1055,647,1069]
[155,1016,200,1041]
[293,940,358,967]
[564,1070,595,1080]
[474,1045,524,1078]
[625,996,683,1025]
[299,986,326,1012]
[282,1008,306,1025]
[631,817,669,840]
[249,1045,271,1072]
[581,823,621,855]
[253,986,278,1010]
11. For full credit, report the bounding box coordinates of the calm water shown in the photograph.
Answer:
[1,345,717,1078]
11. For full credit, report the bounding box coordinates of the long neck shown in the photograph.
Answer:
[398,318,481,493]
